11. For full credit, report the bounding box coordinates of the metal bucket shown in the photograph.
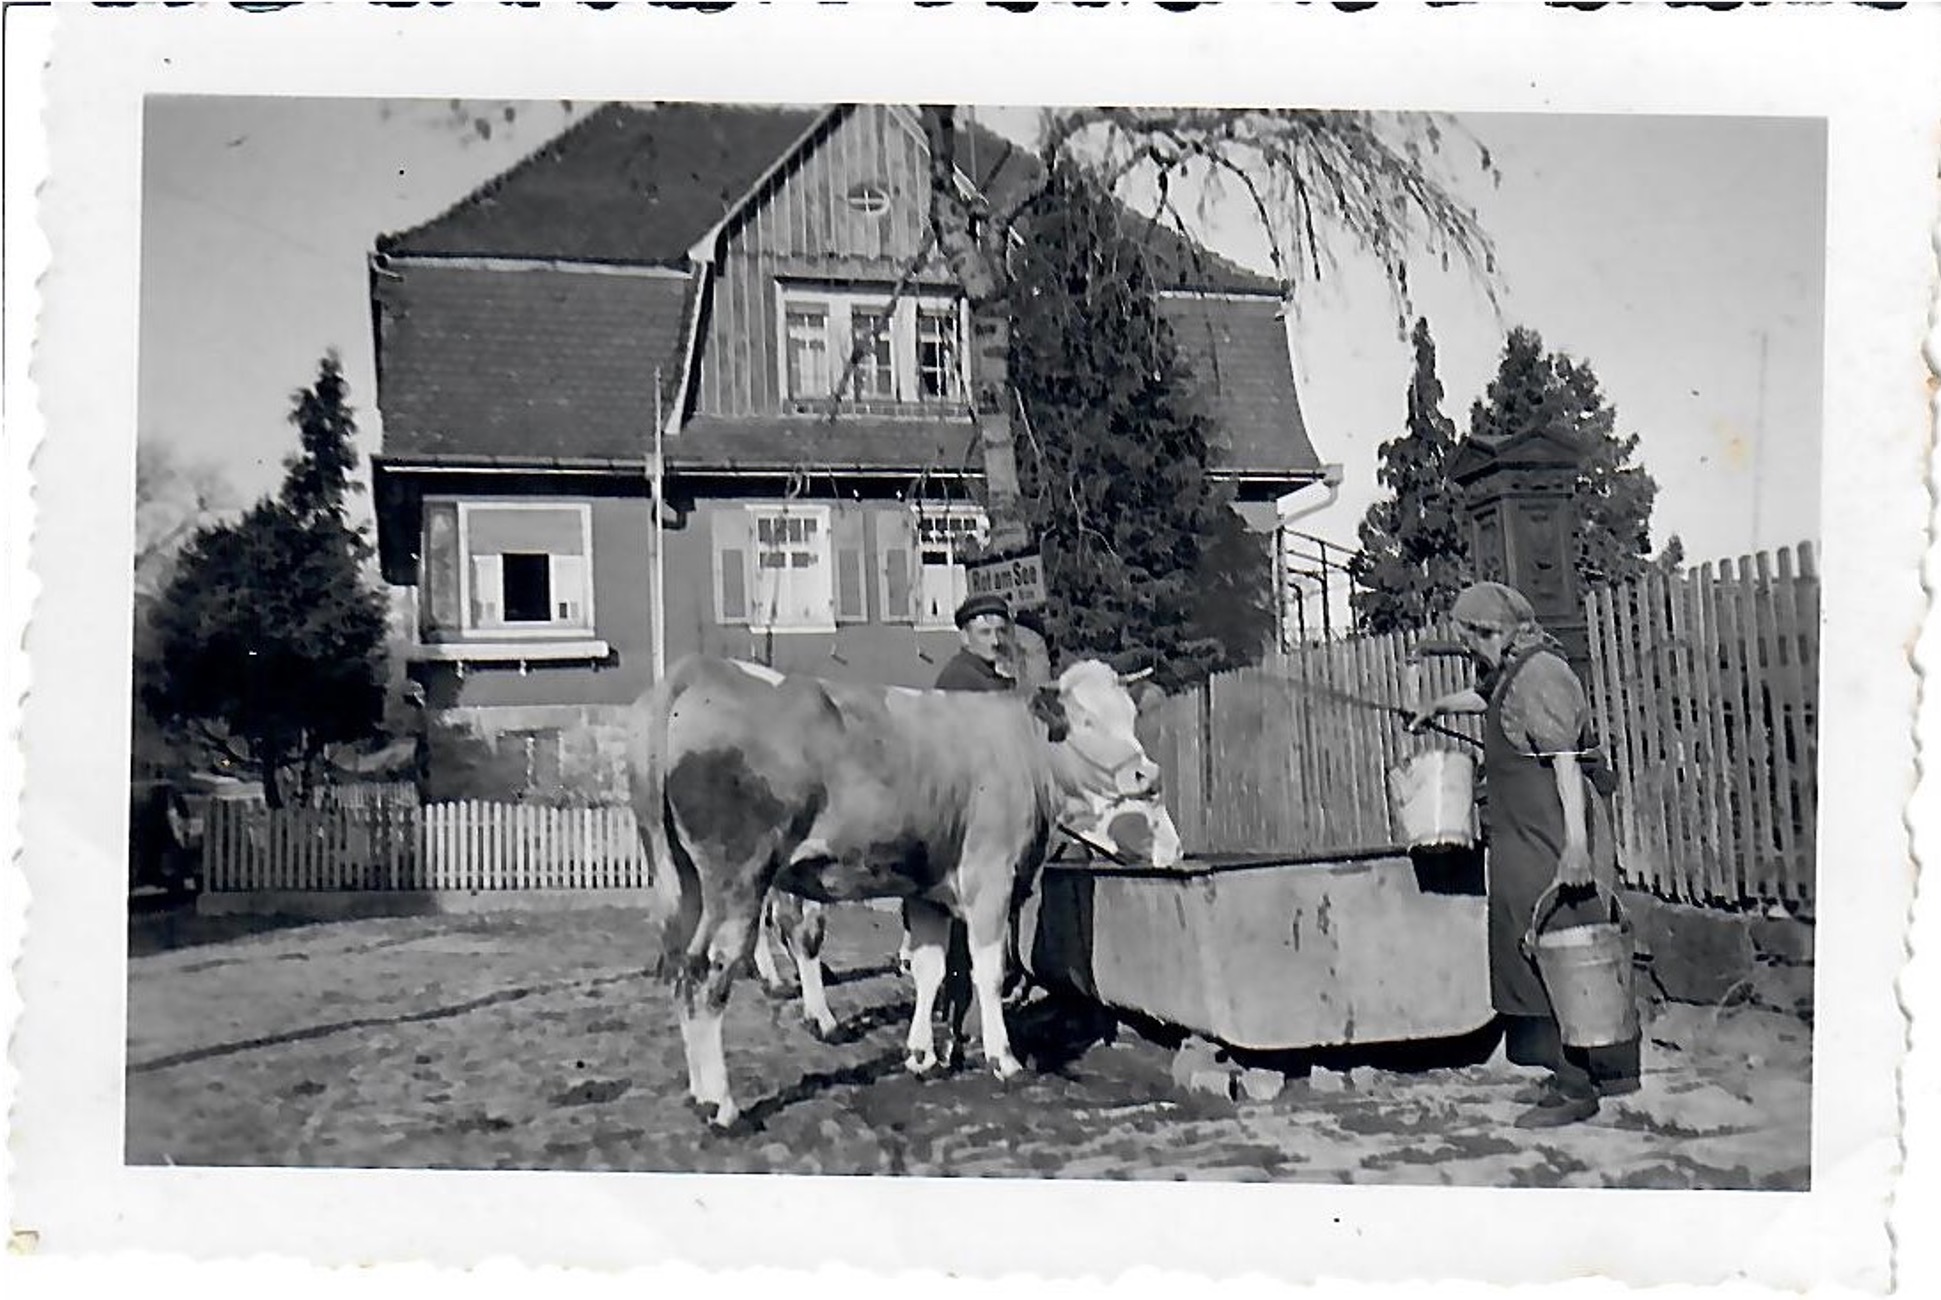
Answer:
[1524,882,1639,1048]
[1388,749,1478,849]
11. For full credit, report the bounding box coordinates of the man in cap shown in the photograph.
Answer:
[934,593,1017,693]
[902,593,1027,1059]
[1409,580,1639,1128]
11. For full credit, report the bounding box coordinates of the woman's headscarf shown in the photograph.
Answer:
[1451,581,1559,658]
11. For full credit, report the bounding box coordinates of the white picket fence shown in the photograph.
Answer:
[203,799,647,893]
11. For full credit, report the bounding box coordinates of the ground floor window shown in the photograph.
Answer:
[713,503,837,633]
[420,499,593,642]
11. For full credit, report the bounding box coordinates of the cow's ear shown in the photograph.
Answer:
[1030,685,1069,743]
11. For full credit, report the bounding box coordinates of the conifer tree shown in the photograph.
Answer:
[1006,165,1274,688]
[1350,318,1471,632]
[1467,327,1663,591]
[145,354,389,806]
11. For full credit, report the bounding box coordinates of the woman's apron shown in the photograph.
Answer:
[1481,649,1617,1018]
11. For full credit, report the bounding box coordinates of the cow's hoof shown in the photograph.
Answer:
[807,1017,839,1043]
[990,1053,1025,1083]
[759,981,794,1002]
[905,1048,940,1076]
[706,1100,742,1131]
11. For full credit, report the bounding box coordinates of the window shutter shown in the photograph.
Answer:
[421,502,460,639]
[712,508,751,624]
[470,553,503,628]
[875,509,916,624]
[549,554,588,626]
[834,507,866,623]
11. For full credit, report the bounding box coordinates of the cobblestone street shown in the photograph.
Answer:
[126,904,1810,1187]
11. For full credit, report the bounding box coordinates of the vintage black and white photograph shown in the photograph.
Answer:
[13,4,1936,1290]
[122,91,1828,1188]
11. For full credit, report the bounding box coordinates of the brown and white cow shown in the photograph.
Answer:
[628,654,1181,1128]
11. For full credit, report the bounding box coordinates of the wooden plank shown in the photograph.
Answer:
[1691,562,1735,902]
[1623,579,1667,897]
[1792,542,1820,905]
[268,813,283,891]
[451,801,465,892]
[1371,631,1398,843]
[1713,561,1756,903]
[1647,568,1693,901]
[442,802,456,892]
[581,808,595,890]
[1729,555,1779,903]
[535,805,548,891]
[463,801,478,892]
[1682,567,1725,902]
[425,804,441,891]
[205,802,223,891]
[437,802,451,892]
[519,803,533,891]
[602,806,616,889]
[620,806,635,885]
[1764,547,1803,903]
[1670,567,1710,903]
[1590,587,1637,889]
[1617,577,1656,896]
[1767,546,1812,905]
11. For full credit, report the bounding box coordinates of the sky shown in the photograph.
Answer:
[138,99,1825,570]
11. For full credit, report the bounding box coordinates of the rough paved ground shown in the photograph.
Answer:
[125,904,1810,1187]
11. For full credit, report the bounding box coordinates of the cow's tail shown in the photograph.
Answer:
[632,666,700,980]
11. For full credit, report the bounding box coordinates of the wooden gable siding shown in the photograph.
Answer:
[697,105,956,417]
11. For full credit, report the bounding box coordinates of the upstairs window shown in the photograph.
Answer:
[784,306,830,399]
[916,308,963,401]
[777,286,968,409]
[849,308,896,399]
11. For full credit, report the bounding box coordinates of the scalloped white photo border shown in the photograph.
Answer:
[8,4,1939,1295]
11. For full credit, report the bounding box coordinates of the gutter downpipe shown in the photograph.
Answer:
[1273,462,1345,648]
[651,370,666,685]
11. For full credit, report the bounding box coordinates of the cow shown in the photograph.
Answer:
[628,653,1181,1129]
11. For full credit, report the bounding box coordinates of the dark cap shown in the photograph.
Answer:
[954,594,1012,628]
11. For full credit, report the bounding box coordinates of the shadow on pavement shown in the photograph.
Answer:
[128,904,332,957]
[1012,993,1120,1073]
[820,997,916,1046]
[734,1047,909,1132]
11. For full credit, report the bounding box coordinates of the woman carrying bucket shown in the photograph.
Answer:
[1408,581,1640,1129]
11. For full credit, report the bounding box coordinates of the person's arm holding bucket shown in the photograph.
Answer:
[1550,754,1593,888]
[1406,688,1486,732]
[1508,653,1598,891]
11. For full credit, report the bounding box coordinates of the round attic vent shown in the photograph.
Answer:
[845,182,890,216]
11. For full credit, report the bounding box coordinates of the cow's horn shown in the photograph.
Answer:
[1118,667,1154,685]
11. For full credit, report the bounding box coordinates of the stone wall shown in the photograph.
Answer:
[1623,890,1814,1020]
[427,703,633,804]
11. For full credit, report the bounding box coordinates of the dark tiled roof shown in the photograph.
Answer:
[665,414,981,473]
[379,102,825,265]
[1161,293,1319,475]
[374,103,1314,480]
[375,261,691,459]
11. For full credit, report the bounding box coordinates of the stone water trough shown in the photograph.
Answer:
[1019,846,1494,1051]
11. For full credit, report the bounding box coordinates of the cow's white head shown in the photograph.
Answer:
[1031,660,1183,869]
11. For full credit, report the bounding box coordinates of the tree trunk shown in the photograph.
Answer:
[921,106,1050,689]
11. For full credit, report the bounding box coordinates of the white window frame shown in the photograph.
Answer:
[911,503,989,630]
[744,502,837,634]
[451,499,596,641]
[774,284,969,406]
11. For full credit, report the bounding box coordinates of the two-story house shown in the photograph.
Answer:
[369,102,1323,797]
